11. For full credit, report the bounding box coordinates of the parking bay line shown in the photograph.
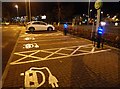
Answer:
[10,44,111,65]
[18,38,76,43]
[19,41,89,47]
[20,33,63,37]
[10,44,93,65]
[10,49,111,65]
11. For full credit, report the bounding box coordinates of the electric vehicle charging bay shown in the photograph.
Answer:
[3,31,119,88]
[3,44,113,88]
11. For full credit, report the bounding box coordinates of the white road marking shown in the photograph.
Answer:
[10,44,111,65]
[41,50,69,56]
[24,37,35,41]
[70,46,81,55]
[23,43,39,49]
[36,41,91,47]
[91,47,95,53]
[78,50,90,53]
[24,69,45,87]
[17,27,21,28]
[11,27,14,28]
[20,33,63,37]
[43,48,63,60]
[4,27,8,28]
[20,73,24,76]
[22,67,58,88]
[11,50,41,64]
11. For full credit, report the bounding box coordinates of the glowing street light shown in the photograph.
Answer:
[15,4,19,17]
[90,9,92,18]
[101,11,103,14]
[90,9,92,12]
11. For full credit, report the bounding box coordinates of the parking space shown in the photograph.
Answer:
[2,30,119,88]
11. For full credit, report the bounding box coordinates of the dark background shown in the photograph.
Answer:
[2,2,120,21]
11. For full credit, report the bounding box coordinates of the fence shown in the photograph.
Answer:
[55,25,120,48]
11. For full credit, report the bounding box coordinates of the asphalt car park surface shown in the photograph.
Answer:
[2,29,120,88]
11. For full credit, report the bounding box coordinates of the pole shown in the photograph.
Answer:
[17,8,19,17]
[57,2,60,26]
[87,0,90,25]
[96,9,101,33]
[25,0,28,22]
[29,0,31,22]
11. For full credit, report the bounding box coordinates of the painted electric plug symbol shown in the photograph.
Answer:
[49,74,59,88]
[20,67,59,88]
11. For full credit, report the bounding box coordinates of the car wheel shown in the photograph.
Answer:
[47,27,53,31]
[29,27,35,32]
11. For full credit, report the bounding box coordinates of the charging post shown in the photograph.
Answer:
[94,0,103,48]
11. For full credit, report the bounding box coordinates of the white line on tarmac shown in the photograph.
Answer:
[10,44,93,65]
[90,47,95,53]
[70,46,81,55]
[20,33,63,37]
[17,27,21,28]
[41,50,69,56]
[78,50,90,53]
[45,44,92,51]
[34,41,90,46]
[19,38,76,43]
[43,48,63,59]
[12,50,41,63]
[10,27,14,28]
[10,48,111,65]
[10,43,111,65]
[4,27,8,28]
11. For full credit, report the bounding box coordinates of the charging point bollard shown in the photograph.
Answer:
[63,22,68,35]
[97,26,103,48]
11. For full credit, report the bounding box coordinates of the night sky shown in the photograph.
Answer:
[2,2,120,19]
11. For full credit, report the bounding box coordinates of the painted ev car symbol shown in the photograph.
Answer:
[20,67,59,88]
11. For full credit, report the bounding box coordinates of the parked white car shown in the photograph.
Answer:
[26,21,55,32]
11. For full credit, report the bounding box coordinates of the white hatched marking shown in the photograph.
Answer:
[10,44,111,65]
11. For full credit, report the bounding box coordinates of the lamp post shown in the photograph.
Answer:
[101,11,103,20]
[25,0,28,22]
[29,0,31,22]
[15,4,18,17]
[87,0,91,25]
[90,9,92,19]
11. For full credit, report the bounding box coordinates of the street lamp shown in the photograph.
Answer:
[101,11,103,20]
[88,0,91,25]
[101,11,103,14]
[15,4,18,17]
[28,0,32,22]
[90,9,92,18]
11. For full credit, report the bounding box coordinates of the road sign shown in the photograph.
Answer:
[94,0,103,10]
